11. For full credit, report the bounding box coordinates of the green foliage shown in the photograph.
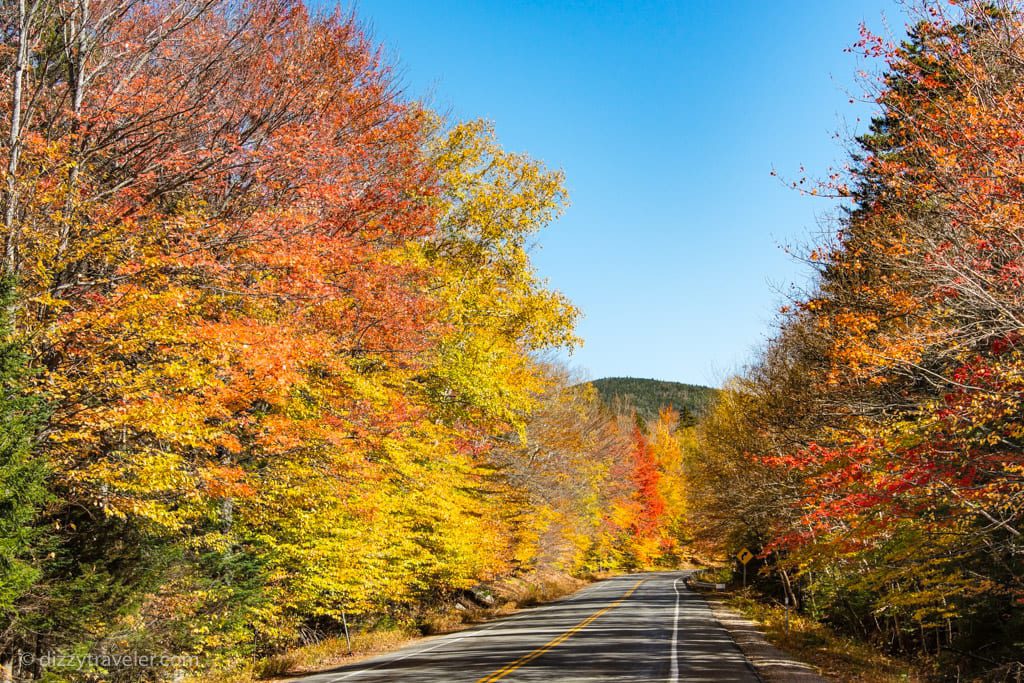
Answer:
[589,377,717,424]
[0,278,48,615]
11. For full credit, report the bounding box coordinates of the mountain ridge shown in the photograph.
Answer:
[588,376,719,423]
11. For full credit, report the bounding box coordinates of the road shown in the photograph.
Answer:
[294,572,760,682]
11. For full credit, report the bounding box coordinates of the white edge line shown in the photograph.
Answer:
[329,626,501,679]
[329,621,505,681]
[669,576,682,683]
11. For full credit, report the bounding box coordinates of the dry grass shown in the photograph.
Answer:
[262,630,417,679]
[492,570,585,610]
[192,629,418,683]
[727,591,925,683]
[194,670,261,683]
[419,609,468,635]
[197,571,589,682]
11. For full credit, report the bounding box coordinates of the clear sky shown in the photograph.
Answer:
[352,0,907,387]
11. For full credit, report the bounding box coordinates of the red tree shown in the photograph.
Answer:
[629,427,665,537]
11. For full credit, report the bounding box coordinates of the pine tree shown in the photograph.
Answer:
[0,278,48,674]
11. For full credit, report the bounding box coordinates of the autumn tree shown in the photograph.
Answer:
[691,1,1024,672]
[0,0,609,676]
[0,0,707,678]
[648,408,690,558]
[489,366,630,572]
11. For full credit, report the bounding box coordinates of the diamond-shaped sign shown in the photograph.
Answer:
[736,547,754,565]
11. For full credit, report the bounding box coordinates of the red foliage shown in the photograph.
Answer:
[628,427,666,537]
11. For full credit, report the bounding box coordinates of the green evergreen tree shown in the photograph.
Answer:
[0,278,48,616]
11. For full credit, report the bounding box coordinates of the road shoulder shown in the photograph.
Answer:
[700,592,827,683]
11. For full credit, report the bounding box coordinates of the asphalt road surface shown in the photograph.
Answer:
[295,572,760,682]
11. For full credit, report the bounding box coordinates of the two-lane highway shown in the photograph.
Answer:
[295,572,759,682]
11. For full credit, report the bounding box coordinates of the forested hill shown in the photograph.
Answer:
[590,377,718,422]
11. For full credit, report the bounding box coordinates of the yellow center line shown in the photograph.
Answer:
[476,579,645,683]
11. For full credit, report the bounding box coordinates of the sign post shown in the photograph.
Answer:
[736,547,754,587]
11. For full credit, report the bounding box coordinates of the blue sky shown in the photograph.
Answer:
[354,0,907,386]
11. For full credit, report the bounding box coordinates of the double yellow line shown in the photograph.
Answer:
[476,579,645,683]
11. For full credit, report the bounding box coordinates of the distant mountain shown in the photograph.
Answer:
[589,377,719,424]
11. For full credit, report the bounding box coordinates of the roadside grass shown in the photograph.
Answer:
[492,570,586,610]
[726,590,925,683]
[189,629,419,683]
[259,629,418,680]
[195,571,589,682]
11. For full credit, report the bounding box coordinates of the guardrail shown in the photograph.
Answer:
[684,569,728,591]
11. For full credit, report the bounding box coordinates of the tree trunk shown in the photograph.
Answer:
[54,0,89,294]
[3,0,32,276]
[779,568,799,611]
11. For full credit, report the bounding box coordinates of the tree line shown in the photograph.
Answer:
[686,2,1024,678]
[0,1,688,680]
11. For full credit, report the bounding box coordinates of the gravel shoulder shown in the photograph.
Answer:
[701,592,828,683]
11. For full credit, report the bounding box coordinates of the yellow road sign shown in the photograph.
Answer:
[736,548,754,565]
